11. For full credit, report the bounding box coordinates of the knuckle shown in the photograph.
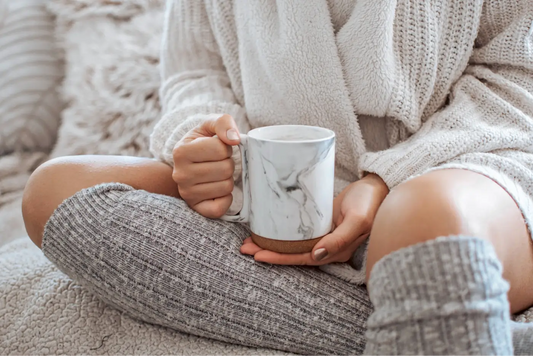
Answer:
[221,160,234,178]
[193,205,210,217]
[178,187,192,201]
[171,171,180,183]
[172,145,179,156]
[216,142,231,158]
[222,179,234,194]
[172,144,186,161]
[330,234,352,254]
[172,169,187,184]
[333,238,346,253]
[210,203,227,218]
[345,209,372,229]
[216,114,231,123]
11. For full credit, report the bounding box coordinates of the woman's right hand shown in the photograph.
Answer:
[172,114,241,218]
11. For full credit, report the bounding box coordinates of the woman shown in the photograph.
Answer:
[22,0,533,354]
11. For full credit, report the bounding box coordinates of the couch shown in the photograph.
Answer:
[1,0,532,355]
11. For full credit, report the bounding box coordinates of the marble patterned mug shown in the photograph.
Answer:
[221,125,335,253]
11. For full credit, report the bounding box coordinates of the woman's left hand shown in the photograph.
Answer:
[240,173,390,265]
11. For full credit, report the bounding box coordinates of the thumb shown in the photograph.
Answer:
[199,114,241,146]
[312,215,365,262]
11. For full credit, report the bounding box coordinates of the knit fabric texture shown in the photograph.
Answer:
[0,0,63,154]
[150,0,533,234]
[42,183,533,354]
[42,183,373,355]
[364,236,512,355]
[512,321,533,355]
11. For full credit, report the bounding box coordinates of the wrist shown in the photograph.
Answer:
[362,172,389,196]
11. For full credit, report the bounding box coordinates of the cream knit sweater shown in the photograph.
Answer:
[151,0,533,233]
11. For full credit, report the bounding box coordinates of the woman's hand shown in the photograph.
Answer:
[240,173,390,265]
[172,114,240,218]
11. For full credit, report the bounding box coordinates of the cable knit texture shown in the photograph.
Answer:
[43,185,533,354]
[512,321,533,355]
[364,236,512,355]
[42,183,372,355]
[150,0,533,235]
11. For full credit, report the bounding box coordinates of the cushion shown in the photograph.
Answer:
[0,0,63,155]
[48,0,164,158]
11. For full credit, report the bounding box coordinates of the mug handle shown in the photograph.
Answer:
[220,134,250,223]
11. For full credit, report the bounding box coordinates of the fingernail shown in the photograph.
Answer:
[227,129,239,141]
[314,248,328,261]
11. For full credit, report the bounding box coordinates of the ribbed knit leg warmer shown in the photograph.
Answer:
[42,183,372,355]
[511,321,533,355]
[364,236,513,355]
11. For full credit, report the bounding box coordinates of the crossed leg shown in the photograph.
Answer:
[21,156,533,354]
[366,168,533,314]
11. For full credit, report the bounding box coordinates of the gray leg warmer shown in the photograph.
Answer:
[42,183,372,355]
[364,236,513,355]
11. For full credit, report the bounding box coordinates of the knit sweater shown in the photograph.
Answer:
[150,0,533,233]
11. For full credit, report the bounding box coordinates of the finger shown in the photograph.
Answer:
[322,232,370,264]
[311,213,366,262]
[240,238,264,255]
[253,250,315,265]
[332,194,343,228]
[193,194,233,219]
[179,179,234,206]
[181,137,233,163]
[187,158,235,184]
[252,235,367,265]
[198,114,241,146]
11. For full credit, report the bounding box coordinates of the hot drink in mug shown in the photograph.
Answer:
[221,125,335,253]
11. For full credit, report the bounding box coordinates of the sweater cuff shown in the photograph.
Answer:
[357,141,430,189]
[149,102,246,166]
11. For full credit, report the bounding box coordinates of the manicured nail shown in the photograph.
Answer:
[314,248,328,261]
[227,128,239,141]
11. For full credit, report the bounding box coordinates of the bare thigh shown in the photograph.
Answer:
[366,169,533,313]
[22,155,179,247]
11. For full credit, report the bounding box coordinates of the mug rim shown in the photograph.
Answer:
[247,125,335,143]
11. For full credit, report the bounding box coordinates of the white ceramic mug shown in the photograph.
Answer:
[221,125,335,253]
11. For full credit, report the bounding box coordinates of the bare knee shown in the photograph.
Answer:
[366,169,527,282]
[22,157,79,248]
[23,155,139,247]
[23,155,179,248]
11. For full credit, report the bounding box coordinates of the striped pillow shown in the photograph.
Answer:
[0,0,63,155]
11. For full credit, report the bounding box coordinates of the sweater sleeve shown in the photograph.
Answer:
[359,1,533,194]
[149,0,248,166]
